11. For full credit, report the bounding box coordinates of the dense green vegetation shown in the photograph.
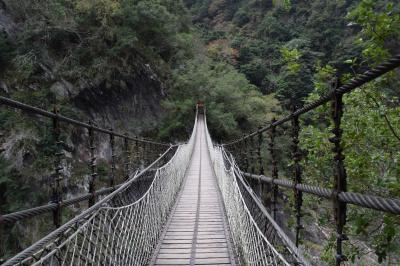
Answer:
[0,0,279,259]
[299,2,400,263]
[0,0,399,264]
[160,57,280,140]
[183,0,400,264]
[185,0,360,107]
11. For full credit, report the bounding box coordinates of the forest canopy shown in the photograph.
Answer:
[0,0,399,264]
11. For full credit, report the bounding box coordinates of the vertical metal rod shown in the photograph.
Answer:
[150,143,154,164]
[238,143,242,169]
[243,136,249,172]
[52,106,62,227]
[132,138,136,170]
[257,130,265,199]
[109,128,115,188]
[147,142,151,164]
[236,144,240,167]
[257,130,264,175]
[139,141,144,169]
[151,143,154,164]
[233,144,239,167]
[88,120,97,207]
[238,142,242,168]
[124,136,130,180]
[143,142,149,165]
[250,135,256,174]
[150,143,155,163]
[330,89,348,265]
[135,139,139,169]
[269,118,278,220]
[291,109,303,247]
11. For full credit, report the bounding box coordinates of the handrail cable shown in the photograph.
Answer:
[223,54,400,146]
[0,96,171,147]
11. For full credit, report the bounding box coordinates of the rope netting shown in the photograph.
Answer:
[204,115,310,266]
[3,116,198,266]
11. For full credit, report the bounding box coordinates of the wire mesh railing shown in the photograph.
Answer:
[204,111,309,266]
[1,101,199,265]
[222,54,400,265]
[0,95,174,260]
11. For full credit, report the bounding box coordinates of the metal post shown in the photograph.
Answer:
[257,130,265,200]
[132,138,136,170]
[150,143,154,164]
[150,143,155,163]
[250,135,256,174]
[135,139,139,169]
[139,141,144,169]
[232,144,238,164]
[52,106,63,227]
[151,143,154,164]
[88,121,97,207]
[147,142,151,163]
[257,130,264,175]
[269,118,278,220]
[144,142,147,166]
[233,144,240,167]
[235,144,240,166]
[109,128,115,188]
[330,88,348,265]
[291,109,303,247]
[124,136,130,180]
[243,136,249,172]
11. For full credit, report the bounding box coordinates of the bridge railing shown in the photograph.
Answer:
[2,100,200,265]
[205,109,309,265]
[0,96,174,260]
[223,54,400,265]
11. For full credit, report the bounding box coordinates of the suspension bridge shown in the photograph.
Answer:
[0,55,399,266]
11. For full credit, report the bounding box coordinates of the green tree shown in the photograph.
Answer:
[161,56,280,141]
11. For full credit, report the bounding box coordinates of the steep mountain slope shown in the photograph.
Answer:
[185,0,362,106]
[0,0,184,258]
[0,0,281,259]
[184,1,400,265]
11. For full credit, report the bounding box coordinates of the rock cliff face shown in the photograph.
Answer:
[0,2,15,37]
[0,0,167,136]
[0,1,167,161]
[0,0,167,187]
[72,63,166,135]
[43,62,167,136]
[0,2,168,259]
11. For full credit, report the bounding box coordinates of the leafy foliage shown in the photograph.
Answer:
[185,0,400,263]
[347,0,400,63]
[1,0,400,264]
[299,1,400,257]
[2,0,193,85]
[161,56,280,141]
[185,0,358,106]
[301,79,400,264]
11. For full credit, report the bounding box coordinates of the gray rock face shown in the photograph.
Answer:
[0,80,8,92]
[49,79,77,101]
[0,1,16,39]
[0,2,168,260]
[73,66,166,135]
[0,1,166,136]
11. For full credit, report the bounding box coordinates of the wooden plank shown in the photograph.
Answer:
[195,252,230,258]
[158,248,192,254]
[151,118,236,265]
[155,258,190,265]
[194,258,231,264]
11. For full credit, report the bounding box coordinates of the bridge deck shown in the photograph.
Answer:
[151,117,236,265]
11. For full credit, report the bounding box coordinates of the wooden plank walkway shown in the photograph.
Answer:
[151,117,236,266]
